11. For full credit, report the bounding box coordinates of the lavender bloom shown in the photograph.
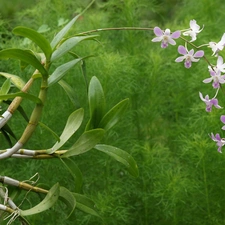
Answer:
[203,68,225,88]
[209,33,225,56]
[210,133,225,153]
[220,115,225,130]
[152,27,180,48]
[183,19,204,42]
[175,45,204,68]
[199,92,222,112]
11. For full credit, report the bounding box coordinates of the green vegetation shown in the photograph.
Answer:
[1,0,225,224]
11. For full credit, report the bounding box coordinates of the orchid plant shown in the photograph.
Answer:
[0,0,224,224]
[0,1,139,224]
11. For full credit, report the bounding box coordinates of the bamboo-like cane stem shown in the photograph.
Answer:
[18,78,48,145]
[0,176,49,194]
[0,76,48,159]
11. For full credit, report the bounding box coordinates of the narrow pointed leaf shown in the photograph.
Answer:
[1,128,13,147]
[94,144,139,177]
[60,158,83,193]
[2,124,17,140]
[62,129,105,157]
[47,108,84,154]
[0,92,42,104]
[99,98,129,131]
[50,14,80,50]
[0,78,11,95]
[0,72,25,90]
[86,76,105,130]
[38,121,60,142]
[73,193,100,217]
[0,49,47,77]
[20,183,60,216]
[48,58,82,86]
[59,186,76,218]
[58,80,79,107]
[51,35,98,61]
[13,26,52,60]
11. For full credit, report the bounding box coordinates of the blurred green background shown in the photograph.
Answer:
[1,0,225,224]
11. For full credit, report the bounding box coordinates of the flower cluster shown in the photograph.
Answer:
[151,19,225,153]
[151,19,205,68]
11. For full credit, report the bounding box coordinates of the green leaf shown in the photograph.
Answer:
[58,80,79,107]
[99,98,129,131]
[47,108,84,154]
[48,58,82,86]
[1,127,13,147]
[50,14,81,50]
[60,158,83,193]
[0,49,47,77]
[0,78,11,95]
[73,193,100,217]
[2,123,17,140]
[59,186,76,218]
[86,76,105,130]
[20,183,60,216]
[62,129,105,157]
[0,72,25,90]
[51,35,98,61]
[94,144,139,177]
[13,26,52,60]
[0,92,42,104]
[38,121,60,142]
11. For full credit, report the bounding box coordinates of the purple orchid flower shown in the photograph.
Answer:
[203,67,225,89]
[210,133,225,153]
[199,92,222,112]
[152,27,181,48]
[175,45,204,68]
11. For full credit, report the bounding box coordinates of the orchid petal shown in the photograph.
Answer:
[175,56,185,62]
[194,50,204,58]
[171,30,181,39]
[189,49,194,55]
[178,45,187,55]
[217,56,223,65]
[152,37,163,42]
[153,27,163,36]
[190,57,200,62]
[203,77,213,83]
[168,38,176,45]
[199,92,205,101]
[221,115,225,124]
[185,60,192,68]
